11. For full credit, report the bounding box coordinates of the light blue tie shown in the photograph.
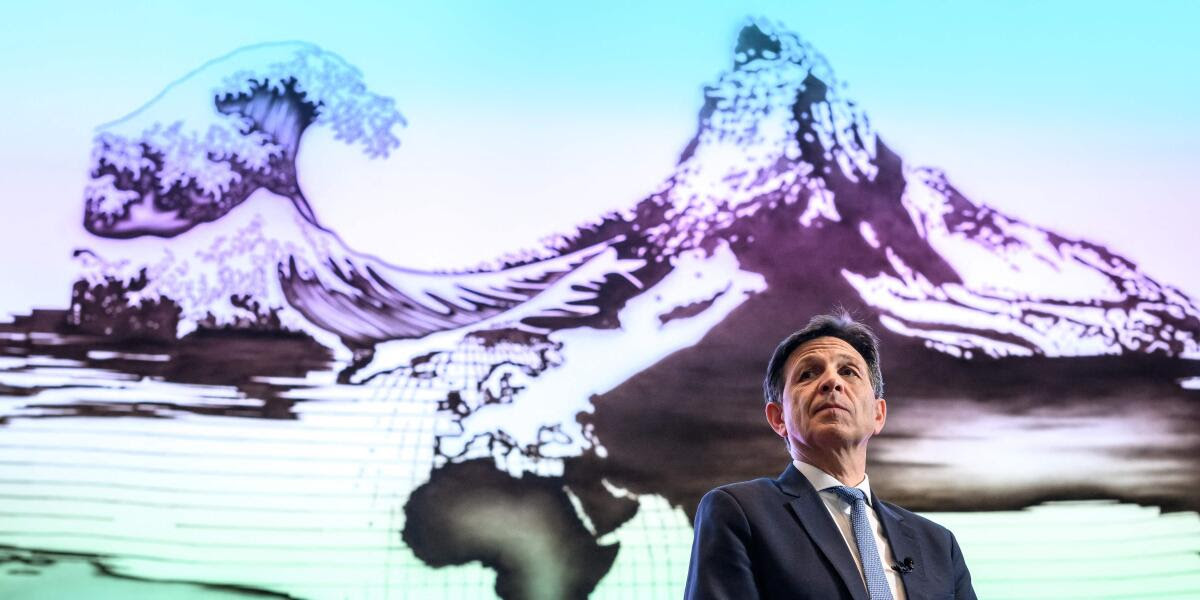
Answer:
[829,486,893,600]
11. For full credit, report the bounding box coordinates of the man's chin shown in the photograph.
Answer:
[804,427,862,450]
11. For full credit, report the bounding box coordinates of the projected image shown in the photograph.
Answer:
[1,19,1198,600]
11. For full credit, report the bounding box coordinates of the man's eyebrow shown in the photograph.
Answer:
[791,352,865,371]
[792,355,820,367]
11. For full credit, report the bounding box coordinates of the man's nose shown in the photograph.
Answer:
[818,371,843,393]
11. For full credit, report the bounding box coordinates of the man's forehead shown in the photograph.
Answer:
[786,336,867,366]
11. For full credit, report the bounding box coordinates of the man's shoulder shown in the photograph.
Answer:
[712,475,781,495]
[701,475,786,507]
[694,475,789,529]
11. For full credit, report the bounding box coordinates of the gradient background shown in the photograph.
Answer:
[0,1,1198,598]
[0,1,1196,305]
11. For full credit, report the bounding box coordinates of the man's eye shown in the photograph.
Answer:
[797,370,813,381]
[840,367,858,377]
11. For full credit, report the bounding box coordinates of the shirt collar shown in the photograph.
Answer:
[793,459,874,506]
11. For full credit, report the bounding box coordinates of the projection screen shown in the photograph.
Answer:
[0,3,1197,599]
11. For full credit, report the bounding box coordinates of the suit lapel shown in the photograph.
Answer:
[777,465,868,600]
[874,497,927,597]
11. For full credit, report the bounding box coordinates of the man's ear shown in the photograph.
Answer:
[764,401,788,438]
[873,396,887,435]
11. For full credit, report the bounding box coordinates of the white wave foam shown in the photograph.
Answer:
[87,42,403,231]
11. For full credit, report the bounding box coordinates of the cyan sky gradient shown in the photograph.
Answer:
[0,0,1196,313]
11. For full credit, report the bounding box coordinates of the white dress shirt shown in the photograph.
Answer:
[794,460,908,600]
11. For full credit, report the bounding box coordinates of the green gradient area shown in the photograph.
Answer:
[0,558,268,599]
[930,501,1200,599]
[4,499,1198,598]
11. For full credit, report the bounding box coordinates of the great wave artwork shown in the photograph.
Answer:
[1,20,1198,599]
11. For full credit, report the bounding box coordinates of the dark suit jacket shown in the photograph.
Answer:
[684,464,976,600]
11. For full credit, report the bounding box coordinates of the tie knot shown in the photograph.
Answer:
[829,485,866,505]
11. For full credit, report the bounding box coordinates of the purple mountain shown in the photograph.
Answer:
[562,23,1200,519]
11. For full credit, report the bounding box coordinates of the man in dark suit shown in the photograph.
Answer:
[684,313,977,599]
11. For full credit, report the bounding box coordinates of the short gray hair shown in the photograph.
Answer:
[763,311,884,405]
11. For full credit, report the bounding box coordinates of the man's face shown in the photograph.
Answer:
[765,336,886,454]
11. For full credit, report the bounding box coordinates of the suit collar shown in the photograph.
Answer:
[776,462,814,498]
[776,464,869,600]
[875,500,928,595]
[792,459,876,506]
[779,464,932,599]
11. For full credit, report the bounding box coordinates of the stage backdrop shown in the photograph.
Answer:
[1,3,1198,599]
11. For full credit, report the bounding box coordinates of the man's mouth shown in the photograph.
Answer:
[812,403,848,416]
